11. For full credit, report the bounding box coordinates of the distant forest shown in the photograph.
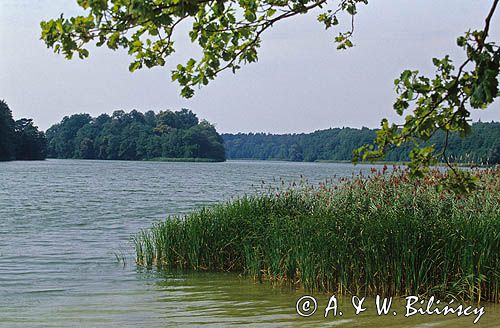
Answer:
[2,100,499,165]
[0,100,46,161]
[223,122,500,164]
[46,109,226,161]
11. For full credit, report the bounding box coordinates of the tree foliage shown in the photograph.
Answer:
[0,100,47,161]
[40,0,367,97]
[45,108,226,161]
[223,122,500,164]
[0,100,16,161]
[353,0,500,191]
[14,118,48,160]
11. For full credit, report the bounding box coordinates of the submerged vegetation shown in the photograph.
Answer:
[135,167,500,303]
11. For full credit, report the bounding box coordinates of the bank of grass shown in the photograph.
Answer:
[134,167,500,303]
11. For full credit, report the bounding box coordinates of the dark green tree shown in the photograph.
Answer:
[0,100,16,161]
[14,118,47,160]
[0,100,47,161]
[144,110,157,127]
[46,114,93,158]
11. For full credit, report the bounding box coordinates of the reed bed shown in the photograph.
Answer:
[134,167,500,302]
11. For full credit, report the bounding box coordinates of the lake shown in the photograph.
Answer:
[0,159,498,327]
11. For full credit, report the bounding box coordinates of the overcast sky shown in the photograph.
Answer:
[1,0,499,133]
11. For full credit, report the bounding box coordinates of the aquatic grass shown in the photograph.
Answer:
[134,167,500,303]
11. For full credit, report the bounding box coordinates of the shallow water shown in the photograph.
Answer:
[0,159,498,327]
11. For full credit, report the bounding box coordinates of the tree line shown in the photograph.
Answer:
[3,99,498,165]
[0,100,47,161]
[45,109,226,161]
[223,122,500,165]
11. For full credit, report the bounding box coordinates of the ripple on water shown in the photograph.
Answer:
[0,159,499,327]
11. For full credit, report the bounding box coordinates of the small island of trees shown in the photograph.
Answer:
[45,109,226,162]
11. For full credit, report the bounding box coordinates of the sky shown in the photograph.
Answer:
[1,0,499,133]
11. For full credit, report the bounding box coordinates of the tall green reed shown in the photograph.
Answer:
[134,167,500,303]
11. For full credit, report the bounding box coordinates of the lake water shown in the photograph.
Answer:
[0,159,498,327]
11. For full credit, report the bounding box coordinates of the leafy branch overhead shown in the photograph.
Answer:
[40,0,367,98]
[353,0,499,192]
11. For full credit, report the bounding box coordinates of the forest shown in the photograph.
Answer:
[0,100,47,161]
[3,99,499,165]
[45,109,226,161]
[223,122,500,164]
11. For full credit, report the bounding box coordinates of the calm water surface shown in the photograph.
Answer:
[0,159,498,327]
